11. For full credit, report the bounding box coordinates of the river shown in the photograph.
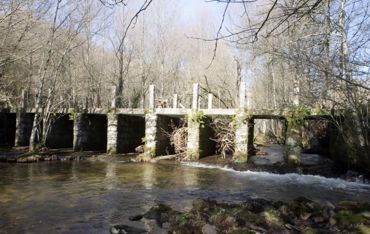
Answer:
[0,160,370,233]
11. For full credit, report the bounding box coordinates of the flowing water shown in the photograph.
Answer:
[0,160,370,233]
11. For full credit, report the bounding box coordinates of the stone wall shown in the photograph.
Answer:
[0,113,16,147]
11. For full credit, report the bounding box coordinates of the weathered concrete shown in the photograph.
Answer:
[233,112,249,163]
[45,114,73,149]
[73,114,107,151]
[0,113,16,147]
[107,113,118,154]
[186,112,216,160]
[285,122,303,165]
[144,112,157,158]
[15,113,35,146]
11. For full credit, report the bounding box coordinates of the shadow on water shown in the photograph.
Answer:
[0,159,370,233]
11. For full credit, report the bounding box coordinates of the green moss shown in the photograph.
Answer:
[232,152,248,164]
[186,149,201,161]
[263,209,282,226]
[335,210,364,225]
[358,224,370,234]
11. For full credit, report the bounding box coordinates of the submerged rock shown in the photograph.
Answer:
[110,224,146,234]
[141,198,370,233]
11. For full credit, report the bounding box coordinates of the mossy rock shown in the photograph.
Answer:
[335,210,364,225]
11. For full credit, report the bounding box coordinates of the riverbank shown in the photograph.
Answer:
[0,147,112,163]
[117,197,370,233]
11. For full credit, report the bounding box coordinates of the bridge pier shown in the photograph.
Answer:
[233,112,255,163]
[186,111,216,160]
[73,114,107,151]
[144,112,157,158]
[107,113,118,154]
[285,122,303,165]
[14,113,34,147]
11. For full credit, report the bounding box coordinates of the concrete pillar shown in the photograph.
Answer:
[15,113,34,147]
[107,112,118,154]
[233,111,250,163]
[173,94,178,109]
[192,83,199,110]
[149,85,155,110]
[111,86,116,108]
[293,80,300,106]
[143,112,157,159]
[186,112,201,160]
[20,89,26,109]
[285,122,302,165]
[208,93,213,109]
[239,81,246,109]
[73,113,85,151]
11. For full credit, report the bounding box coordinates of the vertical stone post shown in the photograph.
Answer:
[285,121,303,165]
[111,86,116,108]
[149,85,155,110]
[173,94,178,109]
[293,80,300,106]
[192,83,199,110]
[73,113,86,151]
[186,84,202,160]
[107,112,118,154]
[239,81,246,109]
[20,89,26,109]
[143,85,157,160]
[208,93,213,109]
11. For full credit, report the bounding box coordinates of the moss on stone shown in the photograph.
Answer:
[335,210,364,225]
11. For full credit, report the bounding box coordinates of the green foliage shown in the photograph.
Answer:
[141,137,147,143]
[69,108,79,121]
[232,110,252,127]
[187,111,206,128]
[335,210,364,225]
[284,107,311,129]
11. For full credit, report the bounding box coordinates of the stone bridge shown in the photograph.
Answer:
[0,83,332,164]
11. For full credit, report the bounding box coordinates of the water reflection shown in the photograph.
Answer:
[142,163,155,190]
[0,161,369,233]
[104,163,117,190]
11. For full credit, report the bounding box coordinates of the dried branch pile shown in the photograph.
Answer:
[210,118,235,158]
[161,120,188,159]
